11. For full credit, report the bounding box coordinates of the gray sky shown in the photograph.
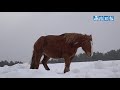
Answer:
[0,12,120,62]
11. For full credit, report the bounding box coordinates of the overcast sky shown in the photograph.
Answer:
[0,12,120,62]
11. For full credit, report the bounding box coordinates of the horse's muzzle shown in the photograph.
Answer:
[86,52,92,57]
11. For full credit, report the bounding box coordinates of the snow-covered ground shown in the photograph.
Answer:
[0,60,120,78]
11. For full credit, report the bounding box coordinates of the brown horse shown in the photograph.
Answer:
[30,33,93,73]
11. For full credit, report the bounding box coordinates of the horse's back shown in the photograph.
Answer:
[45,35,65,43]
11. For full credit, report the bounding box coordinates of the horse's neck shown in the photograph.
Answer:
[74,42,82,48]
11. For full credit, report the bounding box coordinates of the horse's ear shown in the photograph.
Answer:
[89,35,92,40]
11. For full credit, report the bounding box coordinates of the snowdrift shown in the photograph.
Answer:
[0,60,120,78]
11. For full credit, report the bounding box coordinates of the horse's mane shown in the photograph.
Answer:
[60,33,83,43]
[60,33,92,44]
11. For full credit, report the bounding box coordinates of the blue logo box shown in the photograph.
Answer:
[93,16,114,21]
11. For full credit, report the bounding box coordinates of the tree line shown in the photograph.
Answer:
[0,60,23,67]
[1,49,120,66]
[48,49,120,63]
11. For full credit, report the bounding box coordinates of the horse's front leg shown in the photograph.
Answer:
[64,59,70,73]
[64,56,74,73]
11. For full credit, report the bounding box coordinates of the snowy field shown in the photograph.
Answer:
[0,60,120,78]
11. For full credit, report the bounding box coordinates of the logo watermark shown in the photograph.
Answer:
[93,16,114,21]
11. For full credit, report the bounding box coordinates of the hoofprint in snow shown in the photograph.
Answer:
[0,60,120,78]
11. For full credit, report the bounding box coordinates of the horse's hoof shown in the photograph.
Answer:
[64,70,69,73]
[64,68,70,73]
[46,68,50,70]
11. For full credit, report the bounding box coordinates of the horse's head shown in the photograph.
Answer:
[63,33,93,57]
[81,34,93,57]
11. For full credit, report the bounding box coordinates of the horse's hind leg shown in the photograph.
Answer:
[30,36,45,69]
[30,50,43,69]
[41,55,50,70]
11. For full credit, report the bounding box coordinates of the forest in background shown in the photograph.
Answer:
[0,49,120,66]
[0,61,23,67]
[48,49,120,63]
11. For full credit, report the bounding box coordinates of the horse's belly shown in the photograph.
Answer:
[43,48,62,58]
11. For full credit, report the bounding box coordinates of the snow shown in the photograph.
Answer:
[0,60,120,78]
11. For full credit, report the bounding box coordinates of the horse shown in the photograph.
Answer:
[30,33,93,73]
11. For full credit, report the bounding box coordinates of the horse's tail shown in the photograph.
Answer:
[30,36,45,69]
